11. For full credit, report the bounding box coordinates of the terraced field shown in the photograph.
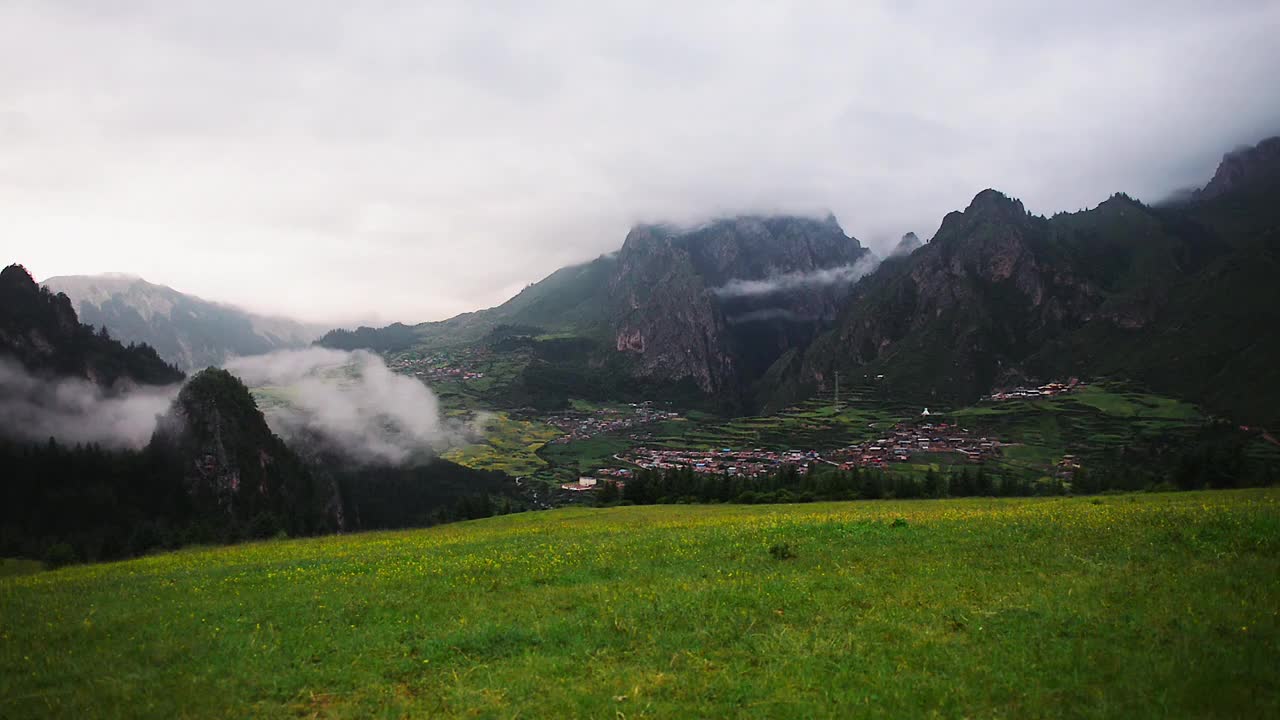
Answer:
[441,412,560,477]
[437,381,1279,495]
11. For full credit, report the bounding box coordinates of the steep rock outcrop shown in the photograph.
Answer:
[152,368,337,532]
[608,216,871,393]
[890,232,923,257]
[608,225,736,393]
[1195,136,1280,202]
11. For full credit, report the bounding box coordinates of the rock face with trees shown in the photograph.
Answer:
[1,264,182,387]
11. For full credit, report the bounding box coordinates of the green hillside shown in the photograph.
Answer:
[4,490,1278,718]
[318,254,617,354]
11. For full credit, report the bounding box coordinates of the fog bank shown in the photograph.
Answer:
[224,347,463,464]
[712,255,880,299]
[0,358,180,448]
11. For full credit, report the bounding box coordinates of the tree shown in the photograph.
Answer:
[596,480,620,505]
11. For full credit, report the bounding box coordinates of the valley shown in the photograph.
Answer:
[5,7,1280,717]
[400,324,1279,504]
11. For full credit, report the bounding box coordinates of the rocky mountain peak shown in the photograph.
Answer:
[965,188,1027,218]
[1197,136,1280,201]
[891,232,922,257]
[609,214,871,399]
[154,367,320,519]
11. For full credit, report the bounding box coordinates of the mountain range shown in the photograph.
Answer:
[320,136,1280,426]
[322,214,878,410]
[42,274,325,371]
[0,264,520,563]
[782,137,1280,424]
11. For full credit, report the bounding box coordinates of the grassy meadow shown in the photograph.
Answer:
[3,489,1278,718]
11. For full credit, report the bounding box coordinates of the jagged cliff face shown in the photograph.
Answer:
[608,225,735,393]
[608,215,871,394]
[1195,136,1280,201]
[890,232,922,257]
[793,190,1092,401]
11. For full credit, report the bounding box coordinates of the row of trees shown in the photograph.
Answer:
[597,432,1276,507]
[607,465,1057,506]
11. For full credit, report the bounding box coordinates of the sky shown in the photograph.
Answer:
[3,1,1279,326]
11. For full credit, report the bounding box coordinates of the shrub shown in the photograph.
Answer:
[767,542,796,560]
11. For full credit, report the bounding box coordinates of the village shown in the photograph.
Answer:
[825,421,1003,470]
[388,352,487,382]
[561,420,1007,492]
[543,402,681,444]
[618,446,821,478]
[985,379,1083,401]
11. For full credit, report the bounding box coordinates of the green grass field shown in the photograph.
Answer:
[4,490,1278,718]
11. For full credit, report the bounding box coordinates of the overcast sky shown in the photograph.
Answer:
[3,1,1278,325]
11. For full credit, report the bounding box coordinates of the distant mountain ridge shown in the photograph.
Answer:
[43,274,325,370]
[320,214,873,402]
[317,136,1280,425]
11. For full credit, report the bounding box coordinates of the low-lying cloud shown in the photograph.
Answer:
[223,347,465,464]
[712,255,880,299]
[0,357,180,448]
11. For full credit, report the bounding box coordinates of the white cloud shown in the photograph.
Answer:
[0,357,180,448]
[713,255,881,299]
[224,347,465,464]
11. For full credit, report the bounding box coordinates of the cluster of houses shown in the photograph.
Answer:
[559,419,1011,493]
[1054,454,1082,478]
[388,351,488,382]
[545,403,680,445]
[824,422,1003,470]
[986,379,1082,402]
[618,447,820,478]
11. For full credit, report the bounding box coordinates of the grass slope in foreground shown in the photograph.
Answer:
[3,490,1279,718]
